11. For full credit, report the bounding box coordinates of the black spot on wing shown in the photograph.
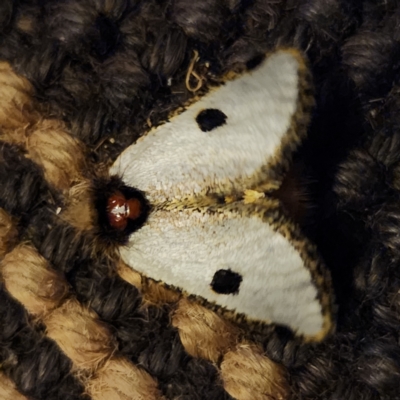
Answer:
[211,269,242,295]
[196,109,227,132]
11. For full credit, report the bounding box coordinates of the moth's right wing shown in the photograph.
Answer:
[118,200,333,341]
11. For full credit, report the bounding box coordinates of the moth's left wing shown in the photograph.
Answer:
[118,201,333,341]
[110,49,312,203]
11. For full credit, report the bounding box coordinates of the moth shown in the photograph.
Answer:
[107,49,334,341]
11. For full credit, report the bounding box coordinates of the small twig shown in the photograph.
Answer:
[185,50,203,92]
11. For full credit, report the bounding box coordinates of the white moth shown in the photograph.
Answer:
[110,49,334,341]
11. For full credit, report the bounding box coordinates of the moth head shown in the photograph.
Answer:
[107,191,142,231]
[94,176,150,244]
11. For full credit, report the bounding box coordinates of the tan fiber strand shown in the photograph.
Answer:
[172,298,239,362]
[220,342,289,400]
[172,297,289,398]
[26,119,86,191]
[1,244,69,317]
[0,371,28,400]
[0,62,39,133]
[116,263,180,305]
[0,62,87,194]
[16,14,35,34]
[0,209,17,259]
[44,299,116,372]
[142,278,181,305]
[60,180,96,230]
[116,260,143,289]
[88,358,163,400]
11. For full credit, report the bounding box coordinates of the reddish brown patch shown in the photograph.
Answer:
[107,192,143,231]
[107,191,128,230]
[126,198,142,220]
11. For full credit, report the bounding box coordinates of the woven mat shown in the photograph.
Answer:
[0,1,399,399]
